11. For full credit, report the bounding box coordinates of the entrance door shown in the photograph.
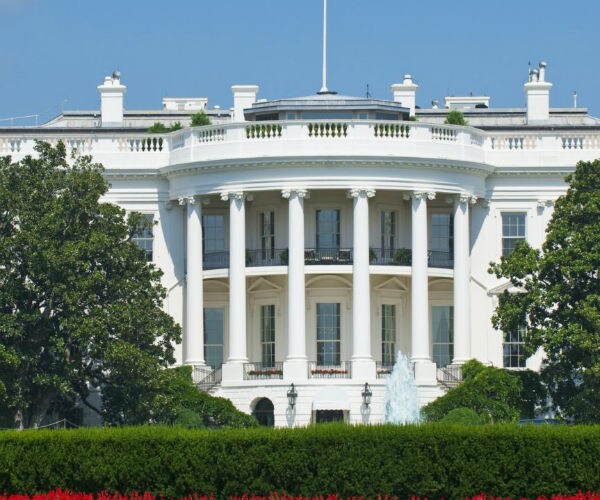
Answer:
[253,398,275,427]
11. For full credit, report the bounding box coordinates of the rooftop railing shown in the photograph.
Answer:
[3,120,600,169]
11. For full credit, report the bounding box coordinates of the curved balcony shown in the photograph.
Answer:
[4,121,600,173]
[203,248,453,271]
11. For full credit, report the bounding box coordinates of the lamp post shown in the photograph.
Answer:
[361,382,372,407]
[287,383,298,408]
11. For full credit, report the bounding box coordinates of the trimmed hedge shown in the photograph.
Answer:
[1,424,600,499]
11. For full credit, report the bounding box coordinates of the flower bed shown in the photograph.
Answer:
[2,492,600,500]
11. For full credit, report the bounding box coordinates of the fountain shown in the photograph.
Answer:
[384,351,421,424]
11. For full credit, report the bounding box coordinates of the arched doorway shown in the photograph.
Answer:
[252,398,274,427]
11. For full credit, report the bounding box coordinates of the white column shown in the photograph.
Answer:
[282,189,308,380]
[453,193,475,364]
[221,191,247,381]
[349,188,376,379]
[410,190,437,385]
[179,196,204,366]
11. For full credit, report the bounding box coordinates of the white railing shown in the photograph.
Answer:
[2,121,600,170]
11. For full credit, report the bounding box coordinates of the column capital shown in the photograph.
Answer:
[537,199,553,210]
[220,191,246,202]
[406,190,436,201]
[457,192,478,205]
[281,188,309,199]
[347,188,376,199]
[178,195,199,206]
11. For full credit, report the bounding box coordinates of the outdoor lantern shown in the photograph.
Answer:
[287,383,298,408]
[361,382,372,407]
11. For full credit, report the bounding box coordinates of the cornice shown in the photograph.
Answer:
[160,156,496,179]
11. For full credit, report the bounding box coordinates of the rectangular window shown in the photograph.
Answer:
[430,213,454,268]
[504,324,526,368]
[502,213,526,256]
[380,211,396,252]
[260,211,275,260]
[132,214,154,261]
[202,214,225,268]
[316,209,340,251]
[204,307,224,369]
[432,306,454,367]
[316,303,341,366]
[381,304,396,367]
[260,304,276,367]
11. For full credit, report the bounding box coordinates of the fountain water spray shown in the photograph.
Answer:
[384,351,421,424]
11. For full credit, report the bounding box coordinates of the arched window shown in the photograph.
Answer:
[252,398,274,427]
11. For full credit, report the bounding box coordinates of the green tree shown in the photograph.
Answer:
[490,159,600,422]
[147,122,168,133]
[103,364,257,428]
[190,111,211,127]
[422,360,522,423]
[0,142,181,428]
[147,122,183,133]
[444,110,468,126]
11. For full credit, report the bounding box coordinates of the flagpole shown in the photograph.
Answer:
[319,0,328,93]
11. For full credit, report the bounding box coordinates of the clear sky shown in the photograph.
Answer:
[1,0,599,125]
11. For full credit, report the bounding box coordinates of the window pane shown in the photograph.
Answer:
[260,305,276,366]
[202,214,225,253]
[430,213,453,253]
[504,323,526,368]
[204,307,224,368]
[316,209,340,250]
[317,303,340,365]
[502,213,526,256]
[432,306,454,367]
[380,211,396,250]
[132,214,154,261]
[381,304,396,366]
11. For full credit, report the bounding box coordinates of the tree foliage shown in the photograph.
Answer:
[422,360,524,423]
[0,142,181,428]
[190,112,211,127]
[444,110,468,126]
[103,364,257,428]
[490,159,600,422]
[147,122,182,133]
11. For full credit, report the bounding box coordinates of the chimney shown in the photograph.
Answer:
[524,62,552,123]
[97,71,126,127]
[391,75,418,117]
[231,85,259,122]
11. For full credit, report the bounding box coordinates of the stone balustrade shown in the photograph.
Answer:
[2,121,600,170]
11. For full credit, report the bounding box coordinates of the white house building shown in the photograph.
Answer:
[2,62,599,427]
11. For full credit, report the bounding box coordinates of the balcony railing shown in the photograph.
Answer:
[202,248,453,270]
[304,248,353,265]
[245,249,287,267]
[428,250,453,269]
[376,361,394,378]
[192,365,222,392]
[370,248,411,266]
[436,364,463,387]
[243,362,284,380]
[308,361,352,379]
[203,251,230,270]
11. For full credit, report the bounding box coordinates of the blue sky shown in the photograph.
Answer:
[1,0,598,124]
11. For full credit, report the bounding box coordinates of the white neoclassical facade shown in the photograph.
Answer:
[3,63,599,426]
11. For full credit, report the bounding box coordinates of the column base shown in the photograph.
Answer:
[351,358,376,380]
[221,362,245,384]
[412,360,438,386]
[283,358,308,381]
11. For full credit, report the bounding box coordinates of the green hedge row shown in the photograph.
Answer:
[1,424,599,499]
